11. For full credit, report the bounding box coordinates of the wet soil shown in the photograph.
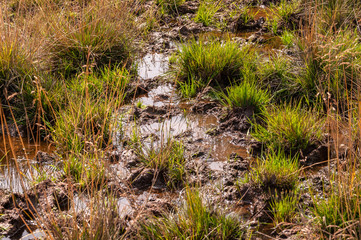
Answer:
[0,1,328,239]
[0,136,56,193]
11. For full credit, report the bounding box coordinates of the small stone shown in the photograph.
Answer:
[180,26,190,36]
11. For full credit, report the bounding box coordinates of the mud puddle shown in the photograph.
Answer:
[138,53,169,79]
[0,136,54,193]
[134,84,180,107]
[127,53,248,165]
[125,108,247,162]
[249,6,273,20]
[200,31,283,54]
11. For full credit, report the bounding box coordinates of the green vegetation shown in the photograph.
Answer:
[308,0,361,31]
[220,81,270,114]
[178,75,199,98]
[252,105,324,153]
[51,68,129,153]
[136,100,146,109]
[252,149,299,190]
[0,31,38,125]
[271,190,299,225]
[296,30,361,107]
[3,0,361,239]
[257,55,295,101]
[63,154,106,188]
[175,39,257,92]
[48,2,134,78]
[139,188,245,239]
[280,30,295,48]
[266,0,300,33]
[312,178,361,238]
[194,1,220,27]
[272,0,300,23]
[156,0,185,15]
[239,6,256,25]
[51,194,126,239]
[134,138,186,189]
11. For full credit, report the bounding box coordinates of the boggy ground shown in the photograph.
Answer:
[1,0,360,239]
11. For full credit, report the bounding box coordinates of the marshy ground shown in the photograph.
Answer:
[1,0,361,239]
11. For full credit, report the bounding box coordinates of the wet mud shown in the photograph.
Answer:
[0,1,329,239]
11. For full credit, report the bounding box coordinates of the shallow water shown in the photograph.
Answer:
[199,30,283,56]
[0,136,54,192]
[138,53,169,79]
[1,50,249,239]
[127,53,248,162]
[124,100,247,162]
[135,84,180,107]
[73,194,131,212]
[249,6,273,20]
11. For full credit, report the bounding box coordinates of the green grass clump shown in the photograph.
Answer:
[309,0,361,32]
[52,68,129,153]
[266,0,300,34]
[257,55,296,101]
[49,2,134,78]
[252,104,324,153]
[271,191,299,225]
[136,139,186,189]
[280,30,295,48]
[220,81,270,114]
[0,35,57,131]
[313,180,361,238]
[156,0,185,15]
[253,149,299,190]
[69,67,129,100]
[0,34,37,123]
[52,98,115,153]
[63,154,105,188]
[178,75,199,99]
[238,5,256,25]
[194,1,220,27]
[175,39,257,93]
[50,193,126,239]
[139,188,245,239]
[0,40,33,94]
[295,30,361,107]
[272,0,300,23]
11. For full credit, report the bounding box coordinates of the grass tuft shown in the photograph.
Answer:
[156,0,185,15]
[194,1,220,27]
[139,188,245,239]
[48,1,134,78]
[135,139,186,189]
[51,67,129,153]
[312,177,361,238]
[252,149,299,190]
[174,39,257,91]
[280,30,296,48]
[220,81,270,114]
[271,190,299,225]
[252,104,324,153]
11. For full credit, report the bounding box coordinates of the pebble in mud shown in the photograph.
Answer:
[177,1,199,14]
[34,151,56,164]
[142,198,174,217]
[127,168,166,190]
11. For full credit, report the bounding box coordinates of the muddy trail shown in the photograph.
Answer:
[0,1,336,239]
[0,53,255,239]
[0,51,328,239]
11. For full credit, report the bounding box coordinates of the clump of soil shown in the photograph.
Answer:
[219,107,255,133]
[0,180,69,238]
